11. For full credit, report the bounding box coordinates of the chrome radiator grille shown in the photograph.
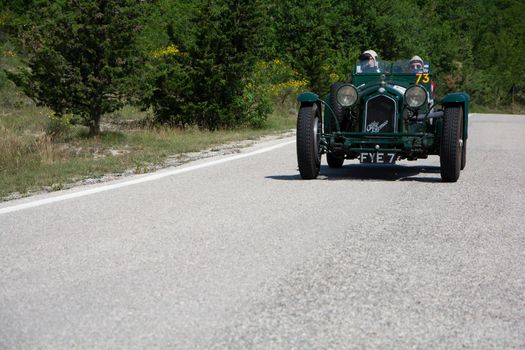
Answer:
[364,95,397,133]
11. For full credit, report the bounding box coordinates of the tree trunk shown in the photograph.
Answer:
[512,85,515,113]
[88,113,101,136]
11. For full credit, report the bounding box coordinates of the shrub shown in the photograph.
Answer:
[45,113,72,141]
[241,81,272,129]
[144,0,270,130]
[240,59,309,128]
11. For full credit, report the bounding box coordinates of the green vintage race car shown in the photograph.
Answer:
[296,58,470,182]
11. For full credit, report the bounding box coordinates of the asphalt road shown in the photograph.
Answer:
[1,114,524,349]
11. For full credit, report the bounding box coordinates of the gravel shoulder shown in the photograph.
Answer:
[2,130,295,202]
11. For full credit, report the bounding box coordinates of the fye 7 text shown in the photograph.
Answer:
[360,152,398,164]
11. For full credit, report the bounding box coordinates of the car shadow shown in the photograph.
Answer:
[266,164,442,182]
[266,174,304,181]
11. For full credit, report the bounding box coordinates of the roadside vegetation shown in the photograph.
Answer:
[0,101,296,200]
[1,0,524,200]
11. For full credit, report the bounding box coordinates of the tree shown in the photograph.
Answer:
[270,0,334,95]
[146,0,269,129]
[6,0,144,135]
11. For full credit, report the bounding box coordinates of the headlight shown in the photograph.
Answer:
[404,85,427,108]
[336,85,358,107]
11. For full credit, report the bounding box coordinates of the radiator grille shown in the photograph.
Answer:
[364,95,397,133]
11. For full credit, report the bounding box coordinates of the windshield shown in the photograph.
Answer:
[354,59,431,75]
[355,59,390,74]
[392,59,431,74]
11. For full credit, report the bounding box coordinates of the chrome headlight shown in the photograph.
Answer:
[336,84,358,107]
[404,85,427,108]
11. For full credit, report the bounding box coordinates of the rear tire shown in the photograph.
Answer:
[297,104,321,179]
[440,105,462,182]
[327,153,344,168]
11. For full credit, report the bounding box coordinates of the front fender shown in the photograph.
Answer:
[441,92,470,140]
[297,93,325,133]
[297,92,320,103]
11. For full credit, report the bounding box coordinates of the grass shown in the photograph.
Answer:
[0,103,297,200]
[470,101,525,114]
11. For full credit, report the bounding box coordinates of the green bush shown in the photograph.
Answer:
[0,44,26,108]
[241,81,272,129]
[240,59,310,128]
[44,113,72,140]
[144,0,269,130]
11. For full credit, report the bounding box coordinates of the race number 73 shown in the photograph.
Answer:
[416,73,430,84]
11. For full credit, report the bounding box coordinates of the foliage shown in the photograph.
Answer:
[241,59,298,128]
[4,0,144,136]
[143,0,270,130]
[3,0,525,125]
[269,0,334,95]
[269,0,525,107]
[45,112,73,140]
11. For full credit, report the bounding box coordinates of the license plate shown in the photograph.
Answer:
[360,152,398,164]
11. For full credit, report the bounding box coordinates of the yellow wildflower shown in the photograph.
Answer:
[329,73,339,81]
[150,44,181,58]
[2,50,16,57]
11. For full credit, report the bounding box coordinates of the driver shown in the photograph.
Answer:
[409,55,424,72]
[359,49,380,73]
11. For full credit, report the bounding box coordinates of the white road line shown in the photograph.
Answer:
[0,139,296,215]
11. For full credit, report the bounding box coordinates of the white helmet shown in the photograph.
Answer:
[362,49,378,61]
[410,55,423,64]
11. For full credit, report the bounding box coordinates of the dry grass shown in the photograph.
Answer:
[0,127,40,170]
[0,127,69,171]
[0,103,296,200]
[35,134,69,164]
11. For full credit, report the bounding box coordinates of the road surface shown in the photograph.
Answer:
[1,114,524,349]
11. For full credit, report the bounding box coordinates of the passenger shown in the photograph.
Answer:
[359,49,380,73]
[409,55,424,72]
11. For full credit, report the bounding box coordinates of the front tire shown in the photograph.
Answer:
[440,105,463,182]
[297,104,321,179]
